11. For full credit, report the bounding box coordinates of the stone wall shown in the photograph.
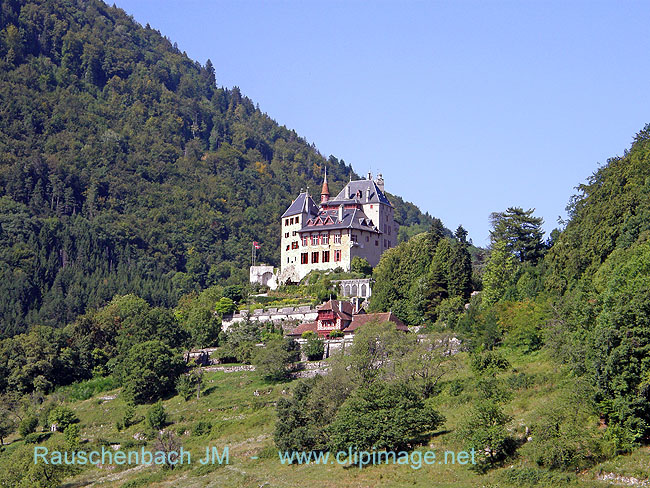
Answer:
[222,305,318,332]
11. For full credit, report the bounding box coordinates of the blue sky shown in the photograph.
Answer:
[114,0,650,245]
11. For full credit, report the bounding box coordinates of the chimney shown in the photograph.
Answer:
[367,171,372,180]
[366,187,370,202]
[375,173,384,192]
[338,204,344,222]
[345,184,351,199]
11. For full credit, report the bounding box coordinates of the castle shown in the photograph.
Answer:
[279,171,398,283]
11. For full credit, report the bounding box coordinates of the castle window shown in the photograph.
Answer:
[322,251,330,262]
[302,236,308,246]
[311,234,318,246]
[388,226,391,235]
[366,236,369,242]
[292,241,299,249]
[301,253,308,264]
[296,216,300,224]
[321,233,329,245]
[334,250,341,261]
[285,232,289,238]
[351,234,358,243]
[293,231,297,236]
[375,240,379,246]
[285,219,290,226]
[311,252,319,263]
[286,245,290,251]
[334,233,341,244]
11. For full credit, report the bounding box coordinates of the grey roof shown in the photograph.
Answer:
[331,179,392,206]
[282,192,319,218]
[299,207,382,234]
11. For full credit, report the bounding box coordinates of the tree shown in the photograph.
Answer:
[351,256,372,276]
[448,226,473,300]
[489,207,545,264]
[48,406,79,432]
[457,400,515,472]
[254,337,299,381]
[0,417,14,445]
[120,340,185,404]
[215,297,237,316]
[147,401,167,430]
[482,240,518,305]
[328,382,444,452]
[301,331,325,361]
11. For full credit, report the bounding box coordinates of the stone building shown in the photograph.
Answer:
[279,170,398,282]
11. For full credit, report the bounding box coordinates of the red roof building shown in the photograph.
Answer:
[288,300,407,338]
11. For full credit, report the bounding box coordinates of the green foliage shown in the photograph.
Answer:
[253,337,299,382]
[302,334,325,361]
[489,207,546,264]
[192,420,212,437]
[48,406,79,432]
[146,401,167,430]
[119,340,185,404]
[0,0,434,340]
[214,297,237,316]
[469,350,510,376]
[64,423,80,448]
[328,329,344,338]
[328,382,444,452]
[482,241,518,306]
[18,415,38,437]
[457,400,515,472]
[176,366,204,401]
[521,386,603,470]
[350,256,372,276]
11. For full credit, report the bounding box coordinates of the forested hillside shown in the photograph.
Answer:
[0,0,432,337]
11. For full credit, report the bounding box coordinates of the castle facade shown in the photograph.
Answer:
[279,171,398,282]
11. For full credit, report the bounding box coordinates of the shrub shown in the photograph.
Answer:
[146,401,167,431]
[328,383,445,452]
[48,406,79,432]
[192,421,212,437]
[457,400,516,472]
[18,416,38,438]
[120,340,185,404]
[470,350,510,376]
[254,337,300,382]
[302,334,325,361]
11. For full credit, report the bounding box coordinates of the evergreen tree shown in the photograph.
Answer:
[489,207,545,264]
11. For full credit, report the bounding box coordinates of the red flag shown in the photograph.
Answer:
[253,241,260,249]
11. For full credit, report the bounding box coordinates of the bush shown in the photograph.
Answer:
[457,400,516,472]
[302,334,325,361]
[48,406,79,432]
[23,432,51,444]
[120,340,185,404]
[192,421,212,437]
[146,401,167,431]
[18,416,38,438]
[328,383,445,452]
[470,350,510,376]
[254,337,300,382]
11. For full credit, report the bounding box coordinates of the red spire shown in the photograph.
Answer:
[320,167,330,204]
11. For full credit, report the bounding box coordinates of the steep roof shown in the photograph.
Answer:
[342,312,408,334]
[300,207,382,234]
[281,192,319,218]
[331,179,392,206]
[288,322,318,336]
[319,299,354,320]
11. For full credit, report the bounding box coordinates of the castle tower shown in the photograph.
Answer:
[320,167,330,204]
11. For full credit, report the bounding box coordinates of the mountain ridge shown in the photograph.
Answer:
[0,0,434,337]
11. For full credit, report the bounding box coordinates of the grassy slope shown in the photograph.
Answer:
[4,351,647,488]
